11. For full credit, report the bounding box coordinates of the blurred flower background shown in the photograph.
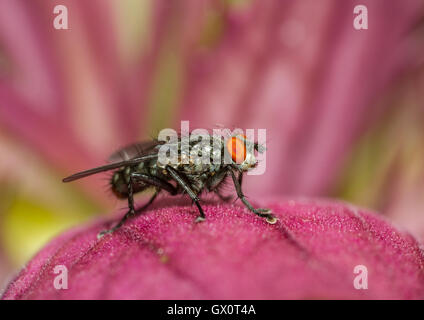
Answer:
[0,0,423,288]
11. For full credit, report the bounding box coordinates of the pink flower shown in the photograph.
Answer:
[3,199,424,299]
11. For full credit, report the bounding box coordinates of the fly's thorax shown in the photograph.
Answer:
[156,134,225,172]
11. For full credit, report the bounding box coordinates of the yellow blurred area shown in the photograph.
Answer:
[1,197,90,266]
[0,134,100,269]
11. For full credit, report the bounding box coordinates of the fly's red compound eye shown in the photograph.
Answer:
[226,136,246,164]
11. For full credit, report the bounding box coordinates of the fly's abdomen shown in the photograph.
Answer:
[110,170,129,198]
[110,166,151,198]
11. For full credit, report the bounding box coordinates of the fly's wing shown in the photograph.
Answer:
[108,140,164,162]
[62,154,159,182]
[62,140,164,183]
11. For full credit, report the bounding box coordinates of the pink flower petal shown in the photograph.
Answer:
[2,199,424,299]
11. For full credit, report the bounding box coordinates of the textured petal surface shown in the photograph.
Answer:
[2,199,424,299]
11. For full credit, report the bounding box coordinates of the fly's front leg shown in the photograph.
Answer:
[229,169,277,224]
[238,170,243,187]
[166,166,206,223]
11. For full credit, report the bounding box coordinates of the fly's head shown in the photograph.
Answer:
[225,134,265,172]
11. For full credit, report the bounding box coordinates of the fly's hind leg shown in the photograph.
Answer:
[98,175,139,238]
[229,169,277,224]
[98,173,177,238]
[98,190,158,238]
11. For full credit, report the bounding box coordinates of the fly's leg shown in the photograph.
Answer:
[131,173,177,196]
[98,191,158,238]
[229,169,277,224]
[98,173,177,238]
[232,170,243,202]
[166,166,206,223]
[98,175,138,238]
[237,170,243,188]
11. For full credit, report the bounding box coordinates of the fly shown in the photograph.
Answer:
[63,133,277,237]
